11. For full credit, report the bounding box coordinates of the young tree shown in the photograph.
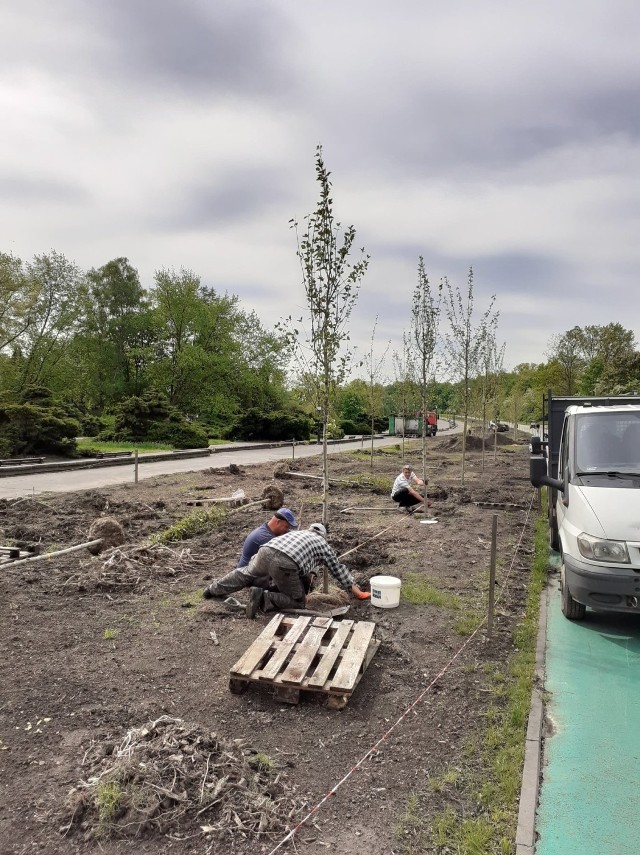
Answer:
[480,332,505,467]
[410,257,441,509]
[443,267,497,484]
[363,316,390,469]
[391,332,419,459]
[285,145,369,581]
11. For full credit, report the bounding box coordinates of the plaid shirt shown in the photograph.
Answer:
[264,530,354,591]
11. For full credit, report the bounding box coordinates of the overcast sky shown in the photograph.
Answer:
[2,0,639,376]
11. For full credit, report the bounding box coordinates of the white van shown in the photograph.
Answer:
[531,400,640,619]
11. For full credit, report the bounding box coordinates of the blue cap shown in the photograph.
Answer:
[275,507,297,528]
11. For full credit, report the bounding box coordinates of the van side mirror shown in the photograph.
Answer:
[530,455,564,492]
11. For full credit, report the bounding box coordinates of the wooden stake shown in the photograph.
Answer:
[487,514,497,638]
[2,540,103,568]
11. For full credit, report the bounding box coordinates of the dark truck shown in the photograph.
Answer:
[530,390,640,619]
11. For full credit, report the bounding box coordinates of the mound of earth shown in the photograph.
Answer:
[62,716,303,849]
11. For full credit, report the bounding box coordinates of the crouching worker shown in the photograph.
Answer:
[245,522,370,618]
[202,508,297,599]
[390,464,431,511]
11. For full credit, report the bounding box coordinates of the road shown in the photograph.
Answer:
[0,436,412,499]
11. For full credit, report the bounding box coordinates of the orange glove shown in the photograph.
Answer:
[354,590,371,600]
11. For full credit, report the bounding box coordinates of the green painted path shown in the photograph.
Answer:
[536,580,640,855]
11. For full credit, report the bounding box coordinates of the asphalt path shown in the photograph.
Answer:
[0,436,414,499]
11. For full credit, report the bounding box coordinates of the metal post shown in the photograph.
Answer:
[292,438,295,461]
[134,449,139,484]
[488,513,497,638]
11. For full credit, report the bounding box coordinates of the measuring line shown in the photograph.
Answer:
[266,488,537,855]
[338,513,411,560]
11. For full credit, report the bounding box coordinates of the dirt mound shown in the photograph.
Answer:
[62,716,303,847]
[436,432,517,452]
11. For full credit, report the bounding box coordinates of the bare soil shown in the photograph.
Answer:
[0,434,537,854]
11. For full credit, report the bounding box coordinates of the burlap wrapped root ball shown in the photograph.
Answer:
[87,516,126,554]
[261,484,285,510]
[272,462,291,478]
[306,590,350,609]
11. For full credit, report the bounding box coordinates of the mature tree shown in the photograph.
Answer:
[152,267,203,404]
[547,327,587,395]
[442,267,497,484]
[74,258,148,407]
[285,145,369,556]
[0,253,38,355]
[16,251,86,394]
[231,309,290,414]
[410,257,441,498]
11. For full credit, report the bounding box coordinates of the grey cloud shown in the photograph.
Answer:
[92,0,293,98]
[0,0,295,102]
[153,167,293,231]
[0,175,89,204]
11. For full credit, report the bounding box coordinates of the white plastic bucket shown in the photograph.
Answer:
[369,575,401,609]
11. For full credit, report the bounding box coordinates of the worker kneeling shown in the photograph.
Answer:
[245,522,370,618]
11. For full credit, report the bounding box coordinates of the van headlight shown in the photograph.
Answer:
[577,533,630,563]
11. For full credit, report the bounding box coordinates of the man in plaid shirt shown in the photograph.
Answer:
[245,522,370,618]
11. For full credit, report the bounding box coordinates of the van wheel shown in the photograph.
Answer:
[561,572,586,620]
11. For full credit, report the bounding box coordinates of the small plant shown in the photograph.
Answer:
[427,767,461,793]
[151,506,227,544]
[347,473,393,494]
[454,610,484,636]
[248,752,275,775]
[401,574,460,609]
[394,792,427,851]
[96,780,123,833]
[103,628,120,640]
[179,590,205,608]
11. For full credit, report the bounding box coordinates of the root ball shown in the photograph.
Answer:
[272,462,291,478]
[87,517,126,554]
[261,484,285,510]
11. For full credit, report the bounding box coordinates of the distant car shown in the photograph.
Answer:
[490,420,509,432]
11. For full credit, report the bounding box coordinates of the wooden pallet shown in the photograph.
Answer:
[229,613,379,709]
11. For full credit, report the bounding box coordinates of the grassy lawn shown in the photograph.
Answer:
[77,438,231,454]
[77,439,174,453]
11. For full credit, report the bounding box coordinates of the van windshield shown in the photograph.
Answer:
[575,412,640,473]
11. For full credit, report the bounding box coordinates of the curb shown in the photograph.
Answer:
[515,583,548,854]
[0,448,211,478]
[0,435,390,479]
